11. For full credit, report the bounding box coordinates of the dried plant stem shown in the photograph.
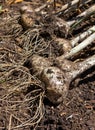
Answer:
[63,0,91,14]
[64,33,95,59]
[56,54,95,88]
[67,4,95,27]
[8,114,12,130]
[70,54,95,80]
[55,0,91,14]
[57,0,81,12]
[35,0,53,12]
[71,25,95,47]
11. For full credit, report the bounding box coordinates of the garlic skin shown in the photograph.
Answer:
[41,67,68,104]
[29,55,52,76]
[55,38,72,54]
[21,13,35,28]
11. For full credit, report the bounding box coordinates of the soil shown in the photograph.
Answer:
[0,0,95,130]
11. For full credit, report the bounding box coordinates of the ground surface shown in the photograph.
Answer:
[0,0,95,130]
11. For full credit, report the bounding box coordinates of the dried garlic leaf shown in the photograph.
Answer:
[14,0,23,3]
